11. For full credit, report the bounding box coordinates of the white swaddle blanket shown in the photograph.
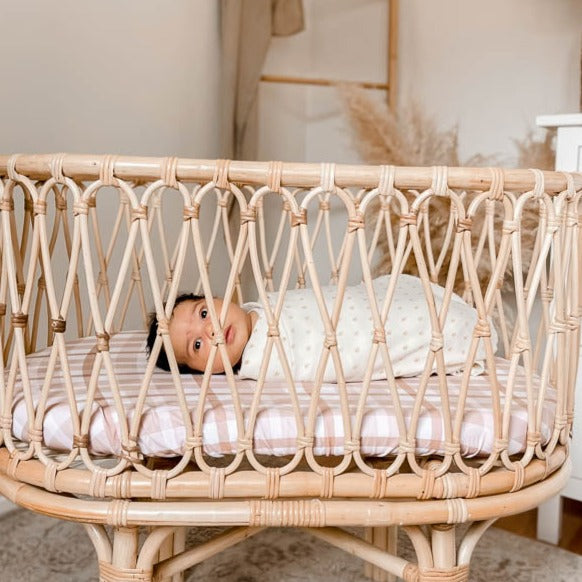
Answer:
[239,275,497,383]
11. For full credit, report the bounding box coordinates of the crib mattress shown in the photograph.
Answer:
[8,331,555,459]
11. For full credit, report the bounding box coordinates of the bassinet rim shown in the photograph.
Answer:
[1,153,581,192]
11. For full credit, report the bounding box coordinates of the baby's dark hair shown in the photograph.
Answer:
[146,293,203,374]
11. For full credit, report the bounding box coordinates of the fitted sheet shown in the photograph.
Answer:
[8,331,555,458]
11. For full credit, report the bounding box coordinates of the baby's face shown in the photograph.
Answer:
[168,298,253,373]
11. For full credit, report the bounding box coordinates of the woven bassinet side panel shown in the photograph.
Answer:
[0,156,579,503]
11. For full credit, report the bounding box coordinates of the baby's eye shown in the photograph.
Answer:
[201,308,208,319]
[194,339,202,351]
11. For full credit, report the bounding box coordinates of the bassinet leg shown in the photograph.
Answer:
[363,526,397,581]
[157,527,187,582]
[95,526,154,582]
[431,525,456,570]
[402,520,497,581]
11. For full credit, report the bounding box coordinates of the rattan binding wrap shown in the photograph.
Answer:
[0,154,580,581]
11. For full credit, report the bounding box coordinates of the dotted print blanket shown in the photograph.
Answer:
[239,275,497,383]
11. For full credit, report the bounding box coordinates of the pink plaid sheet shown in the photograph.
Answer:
[9,331,556,458]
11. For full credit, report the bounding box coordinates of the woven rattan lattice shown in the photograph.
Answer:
[0,154,580,581]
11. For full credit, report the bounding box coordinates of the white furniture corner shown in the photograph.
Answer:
[536,112,582,544]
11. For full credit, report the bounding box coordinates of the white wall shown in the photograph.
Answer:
[0,0,221,158]
[259,0,582,165]
[0,0,223,516]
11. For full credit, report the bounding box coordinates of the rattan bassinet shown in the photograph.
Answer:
[0,154,580,582]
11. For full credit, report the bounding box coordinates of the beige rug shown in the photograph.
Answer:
[1,509,581,581]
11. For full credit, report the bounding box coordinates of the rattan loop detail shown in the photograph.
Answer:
[456,217,472,232]
[473,319,491,338]
[185,435,203,450]
[237,438,252,452]
[297,435,314,449]
[488,167,505,201]
[161,156,179,188]
[417,564,470,582]
[131,205,148,222]
[49,153,66,183]
[0,198,14,212]
[399,439,416,454]
[514,333,531,352]
[432,166,448,197]
[106,499,130,527]
[348,214,365,232]
[27,427,43,443]
[530,168,545,198]
[151,470,169,500]
[209,467,225,499]
[6,154,22,182]
[100,155,118,186]
[502,219,518,234]
[50,318,66,334]
[320,468,334,498]
[510,463,525,493]
[419,469,436,500]
[183,205,199,220]
[324,333,337,349]
[43,464,58,493]
[466,468,482,498]
[96,331,111,352]
[373,328,386,343]
[446,498,468,524]
[320,163,336,192]
[291,209,307,227]
[371,469,388,499]
[99,562,152,582]
[240,208,256,224]
[73,433,89,448]
[267,161,283,192]
[55,194,67,211]
[378,165,396,196]
[33,200,47,216]
[429,332,444,352]
[89,469,107,498]
[267,325,280,337]
[11,312,28,328]
[266,468,281,499]
[213,159,231,189]
[399,213,417,227]
[344,438,360,453]
[249,500,325,527]
[73,201,89,216]
[7,456,19,479]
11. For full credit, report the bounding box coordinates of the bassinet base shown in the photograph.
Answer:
[0,460,571,581]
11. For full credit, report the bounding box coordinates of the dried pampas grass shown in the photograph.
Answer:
[338,84,553,301]
[513,128,556,172]
[338,83,494,168]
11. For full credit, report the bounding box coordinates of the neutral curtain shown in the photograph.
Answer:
[220,0,304,160]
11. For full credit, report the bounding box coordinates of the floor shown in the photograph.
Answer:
[495,498,582,555]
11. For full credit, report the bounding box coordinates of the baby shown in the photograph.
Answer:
[147,276,497,382]
[146,292,257,375]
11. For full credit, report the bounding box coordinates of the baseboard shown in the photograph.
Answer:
[0,495,17,517]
